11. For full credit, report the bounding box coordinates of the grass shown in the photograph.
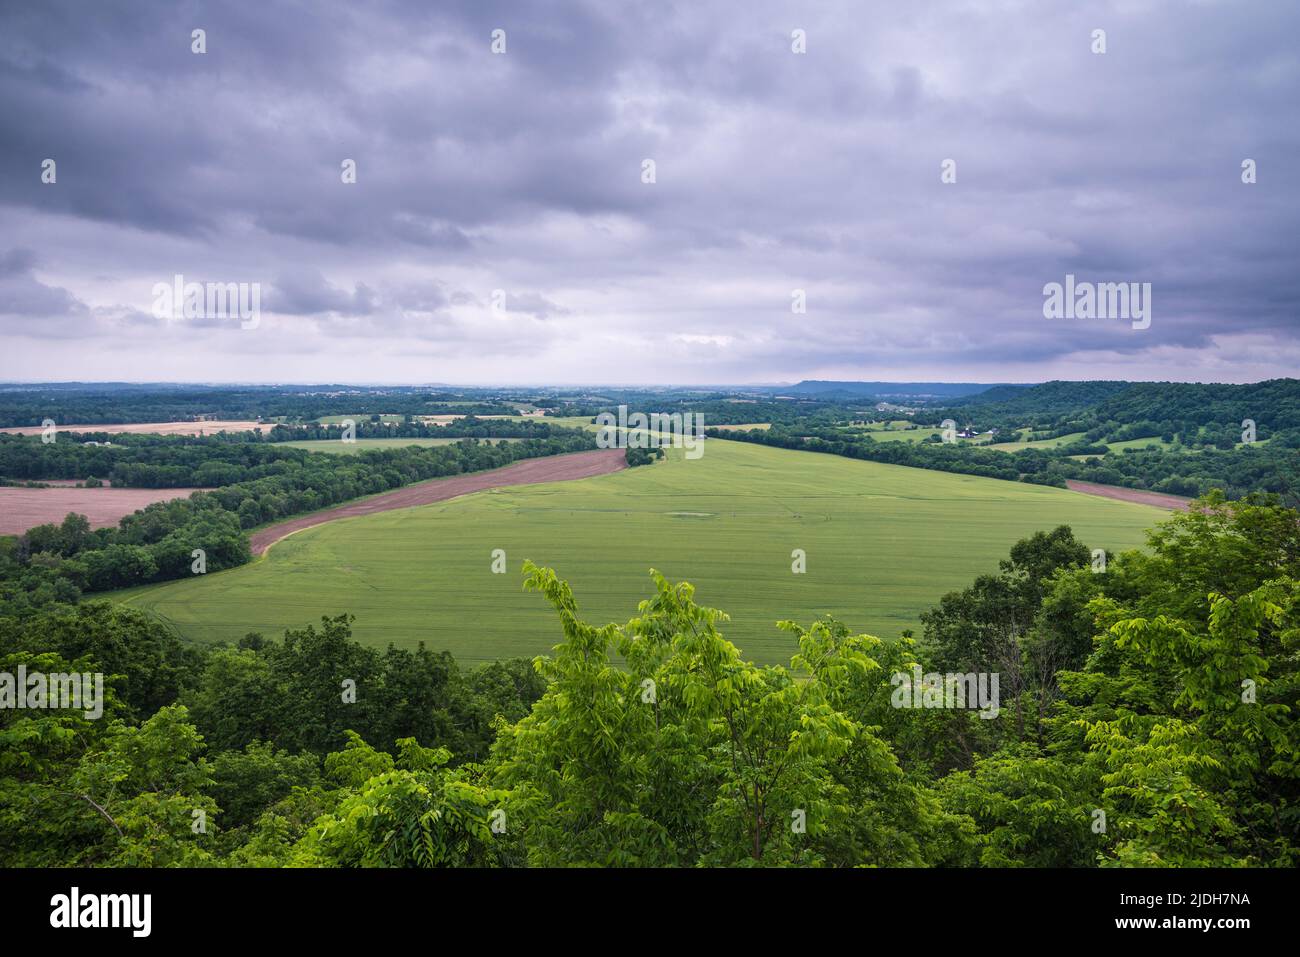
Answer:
[858,427,997,445]
[278,438,522,455]
[857,427,946,443]
[1104,436,1176,453]
[857,420,922,431]
[312,414,407,425]
[988,431,1089,452]
[520,415,595,430]
[116,440,1165,667]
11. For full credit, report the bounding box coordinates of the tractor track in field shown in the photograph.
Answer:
[249,448,627,556]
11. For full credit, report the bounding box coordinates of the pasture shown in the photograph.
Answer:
[859,427,946,443]
[987,431,1089,452]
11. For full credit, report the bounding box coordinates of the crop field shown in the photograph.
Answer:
[311,414,407,425]
[278,438,523,455]
[0,420,267,436]
[0,486,207,534]
[116,439,1165,666]
[506,415,594,430]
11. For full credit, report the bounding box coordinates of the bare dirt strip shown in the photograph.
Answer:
[0,487,209,534]
[249,448,627,556]
[1066,480,1192,511]
[0,420,267,436]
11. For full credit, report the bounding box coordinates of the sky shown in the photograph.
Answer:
[0,0,1297,386]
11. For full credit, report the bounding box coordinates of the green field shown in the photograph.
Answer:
[279,438,522,455]
[849,420,918,432]
[514,415,595,430]
[860,427,944,442]
[848,424,995,445]
[117,440,1165,666]
[988,431,1089,452]
[1103,436,1175,453]
[312,414,407,425]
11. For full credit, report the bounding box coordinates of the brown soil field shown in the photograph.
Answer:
[0,487,209,534]
[250,448,626,555]
[0,420,267,436]
[1066,480,1192,511]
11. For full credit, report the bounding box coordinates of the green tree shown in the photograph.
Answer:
[295,735,513,867]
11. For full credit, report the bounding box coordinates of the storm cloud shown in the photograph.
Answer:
[0,0,1296,384]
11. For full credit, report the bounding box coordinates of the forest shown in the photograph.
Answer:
[929,379,1300,439]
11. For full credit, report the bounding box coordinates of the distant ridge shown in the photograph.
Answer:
[939,380,1132,412]
[782,381,1013,400]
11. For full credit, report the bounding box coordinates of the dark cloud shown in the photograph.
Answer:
[503,291,566,320]
[0,247,86,334]
[267,270,378,317]
[0,0,1297,383]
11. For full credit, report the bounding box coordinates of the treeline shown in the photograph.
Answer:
[261,417,573,444]
[937,380,1132,421]
[0,419,590,487]
[567,394,857,428]
[0,433,595,615]
[1093,379,1300,432]
[2,494,1295,866]
[0,385,528,428]
[1042,441,1300,499]
[0,434,318,487]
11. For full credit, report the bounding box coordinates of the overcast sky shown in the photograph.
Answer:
[0,0,1296,386]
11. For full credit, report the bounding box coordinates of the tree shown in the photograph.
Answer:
[294,735,514,867]
[489,563,953,866]
[59,705,218,867]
